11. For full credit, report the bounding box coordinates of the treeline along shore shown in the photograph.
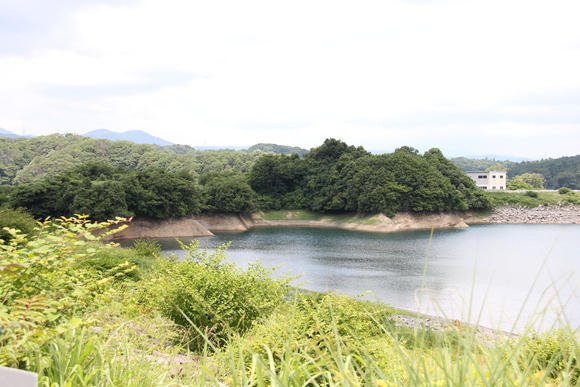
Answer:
[1,138,493,223]
[3,135,580,240]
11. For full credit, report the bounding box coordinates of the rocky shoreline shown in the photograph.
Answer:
[475,204,580,224]
[392,313,517,344]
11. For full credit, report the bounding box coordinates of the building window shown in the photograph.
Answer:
[500,186,504,189]
[492,186,496,189]
[481,186,487,189]
[500,175,504,178]
[492,175,496,178]
[478,175,486,179]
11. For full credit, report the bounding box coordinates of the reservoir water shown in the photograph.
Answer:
[146,224,580,332]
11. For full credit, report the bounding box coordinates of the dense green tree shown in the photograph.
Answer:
[512,173,545,189]
[424,148,491,209]
[507,178,534,190]
[71,180,132,220]
[8,162,201,220]
[200,172,255,212]
[336,156,408,215]
[248,154,304,196]
[134,169,201,219]
[553,171,580,190]
[381,148,458,212]
[9,179,64,218]
[303,139,370,211]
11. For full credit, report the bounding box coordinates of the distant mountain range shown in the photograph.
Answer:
[0,128,535,161]
[462,154,534,162]
[0,127,34,138]
[193,145,248,151]
[83,129,174,146]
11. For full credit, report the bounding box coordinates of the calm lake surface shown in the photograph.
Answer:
[138,224,580,332]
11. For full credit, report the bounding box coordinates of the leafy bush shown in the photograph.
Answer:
[563,195,580,205]
[0,207,36,243]
[524,190,539,198]
[232,291,395,363]
[132,238,162,257]
[76,238,160,281]
[519,329,580,382]
[507,178,534,190]
[141,240,293,349]
[559,187,573,195]
[75,245,158,281]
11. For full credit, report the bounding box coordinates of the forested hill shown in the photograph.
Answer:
[506,155,580,189]
[248,140,491,215]
[451,154,580,189]
[450,157,519,172]
[0,134,304,185]
[247,143,309,156]
[0,137,490,222]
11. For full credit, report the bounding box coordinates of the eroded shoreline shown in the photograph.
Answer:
[103,205,580,240]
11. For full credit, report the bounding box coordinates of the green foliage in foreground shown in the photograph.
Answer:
[2,217,580,386]
[0,216,131,368]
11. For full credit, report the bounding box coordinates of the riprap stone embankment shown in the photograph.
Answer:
[476,204,580,224]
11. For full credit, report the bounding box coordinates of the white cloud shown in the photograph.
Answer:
[0,0,579,158]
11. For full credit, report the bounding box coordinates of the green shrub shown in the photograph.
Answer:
[0,207,37,243]
[141,240,293,350]
[75,245,158,281]
[559,187,573,195]
[524,190,539,198]
[563,195,580,205]
[132,238,162,257]
[232,291,395,363]
[519,329,580,382]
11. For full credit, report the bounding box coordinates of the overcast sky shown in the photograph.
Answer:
[1,0,579,159]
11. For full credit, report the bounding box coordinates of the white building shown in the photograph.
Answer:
[465,171,507,191]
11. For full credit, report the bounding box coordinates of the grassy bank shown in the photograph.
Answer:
[1,216,579,386]
[261,209,368,222]
[485,190,580,207]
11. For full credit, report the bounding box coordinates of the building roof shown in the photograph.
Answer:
[465,171,507,173]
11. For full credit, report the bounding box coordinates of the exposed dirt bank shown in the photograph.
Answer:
[103,217,213,240]
[105,205,580,240]
[238,211,470,232]
[109,211,470,239]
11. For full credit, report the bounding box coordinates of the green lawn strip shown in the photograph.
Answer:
[485,191,580,207]
[261,209,362,222]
